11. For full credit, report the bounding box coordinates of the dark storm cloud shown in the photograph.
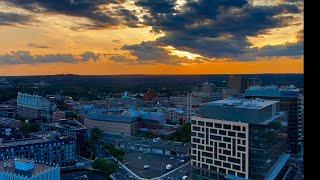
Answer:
[6,0,139,29]
[124,0,303,62]
[122,41,170,61]
[0,12,33,26]
[135,0,176,14]
[0,51,101,65]
[3,0,304,63]
[257,41,304,58]
[122,41,210,65]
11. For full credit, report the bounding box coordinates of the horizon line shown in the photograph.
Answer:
[0,72,304,77]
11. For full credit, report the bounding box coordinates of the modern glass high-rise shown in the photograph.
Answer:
[245,85,302,156]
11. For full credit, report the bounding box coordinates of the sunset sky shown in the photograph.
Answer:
[0,0,304,75]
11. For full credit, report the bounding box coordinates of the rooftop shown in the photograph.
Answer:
[0,131,71,148]
[199,98,283,124]
[84,112,136,123]
[17,92,51,108]
[0,158,56,178]
[0,117,21,126]
[206,98,278,110]
[245,85,300,98]
[41,119,87,131]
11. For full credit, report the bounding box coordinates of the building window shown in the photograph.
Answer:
[202,152,213,158]
[228,131,236,137]
[193,126,200,131]
[219,155,226,161]
[215,123,222,128]
[206,122,213,127]
[228,157,240,164]
[210,135,222,141]
[233,126,241,131]
[210,166,217,171]
[223,124,231,129]
[206,159,213,164]
[210,129,217,134]
[192,138,200,143]
[206,146,213,151]
[238,146,246,152]
[219,168,226,174]
[223,150,231,155]
[223,162,231,168]
[219,143,226,148]
[214,161,221,166]
[233,164,241,170]
[242,140,246,145]
[223,137,231,142]
[238,133,246,138]
[198,133,205,138]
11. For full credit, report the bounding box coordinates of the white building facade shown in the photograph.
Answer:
[191,117,249,179]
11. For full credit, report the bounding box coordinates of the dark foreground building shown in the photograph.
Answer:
[245,85,302,156]
[0,131,76,166]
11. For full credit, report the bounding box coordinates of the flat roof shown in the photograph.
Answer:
[41,119,87,130]
[0,158,56,178]
[0,132,71,148]
[260,111,286,125]
[206,98,278,110]
[245,86,300,98]
[84,113,136,123]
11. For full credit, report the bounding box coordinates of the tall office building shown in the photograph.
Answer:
[228,76,262,95]
[227,76,248,94]
[298,94,304,150]
[17,92,56,120]
[191,98,289,179]
[245,85,301,156]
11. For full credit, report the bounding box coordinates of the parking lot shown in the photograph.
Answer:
[123,150,188,179]
[162,163,192,180]
[61,170,105,180]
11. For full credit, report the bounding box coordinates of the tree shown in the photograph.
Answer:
[85,128,104,159]
[170,123,191,143]
[92,158,118,178]
[104,144,125,162]
[21,123,39,136]
[90,127,103,143]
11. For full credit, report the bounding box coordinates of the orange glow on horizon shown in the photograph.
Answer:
[0,57,303,76]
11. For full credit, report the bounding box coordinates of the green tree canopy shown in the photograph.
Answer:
[92,158,118,178]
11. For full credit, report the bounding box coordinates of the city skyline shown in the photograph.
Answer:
[0,0,303,75]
